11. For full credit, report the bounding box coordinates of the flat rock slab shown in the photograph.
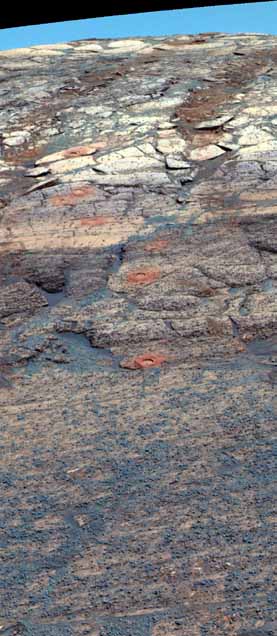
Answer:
[190,144,226,160]
[0,31,276,636]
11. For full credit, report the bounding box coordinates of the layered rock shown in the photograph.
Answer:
[0,33,276,636]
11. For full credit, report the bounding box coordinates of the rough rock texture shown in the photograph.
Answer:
[0,33,276,636]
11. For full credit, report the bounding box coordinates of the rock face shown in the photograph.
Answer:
[0,33,276,636]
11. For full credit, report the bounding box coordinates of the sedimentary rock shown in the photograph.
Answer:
[0,32,276,636]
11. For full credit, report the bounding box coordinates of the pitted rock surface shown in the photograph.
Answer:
[0,33,276,636]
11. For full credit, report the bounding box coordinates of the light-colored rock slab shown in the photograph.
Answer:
[156,134,187,155]
[190,144,226,160]
[165,155,191,169]
[194,114,234,129]
[36,144,103,165]
[107,39,146,51]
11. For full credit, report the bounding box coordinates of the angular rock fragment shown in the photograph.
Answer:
[165,155,191,169]
[190,144,226,160]
[25,166,50,177]
[156,133,187,154]
[194,114,234,128]
[238,125,275,147]
[36,143,105,165]
[3,131,31,146]
[24,177,59,194]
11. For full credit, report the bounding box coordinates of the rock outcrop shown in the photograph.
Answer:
[0,33,276,636]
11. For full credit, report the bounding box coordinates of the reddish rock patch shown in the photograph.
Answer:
[121,352,168,370]
[49,186,96,207]
[144,239,170,252]
[79,216,113,227]
[175,49,276,135]
[62,143,105,158]
[126,269,161,285]
[5,146,43,164]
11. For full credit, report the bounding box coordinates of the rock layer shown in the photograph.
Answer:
[0,33,276,636]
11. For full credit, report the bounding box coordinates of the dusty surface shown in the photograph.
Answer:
[0,33,276,635]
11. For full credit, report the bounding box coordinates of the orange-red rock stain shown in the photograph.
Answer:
[49,186,96,207]
[5,147,43,164]
[121,352,168,370]
[79,216,113,227]
[62,143,105,158]
[126,269,161,285]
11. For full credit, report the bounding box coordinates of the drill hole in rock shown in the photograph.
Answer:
[126,269,161,285]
